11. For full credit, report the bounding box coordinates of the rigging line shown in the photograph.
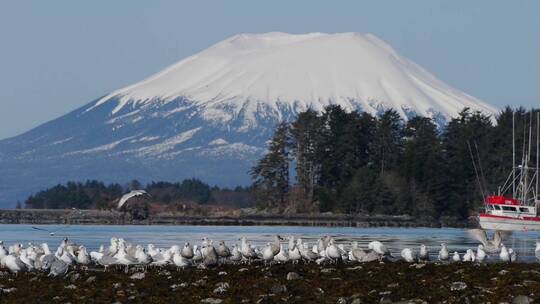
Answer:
[474,141,488,195]
[468,141,486,200]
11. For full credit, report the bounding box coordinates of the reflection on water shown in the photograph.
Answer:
[1,225,540,261]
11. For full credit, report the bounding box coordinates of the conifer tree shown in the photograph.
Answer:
[250,122,291,211]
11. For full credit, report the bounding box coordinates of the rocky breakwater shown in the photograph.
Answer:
[0,209,475,227]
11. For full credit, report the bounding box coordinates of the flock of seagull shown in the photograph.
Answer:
[0,229,537,277]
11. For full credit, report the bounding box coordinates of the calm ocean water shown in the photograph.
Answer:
[1,225,540,261]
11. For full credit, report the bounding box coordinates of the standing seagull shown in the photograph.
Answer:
[452,251,461,262]
[419,244,429,262]
[368,241,391,257]
[535,242,540,261]
[401,248,416,263]
[500,245,510,262]
[476,245,487,263]
[4,255,27,274]
[438,243,449,261]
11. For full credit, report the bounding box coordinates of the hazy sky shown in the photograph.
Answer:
[0,1,538,139]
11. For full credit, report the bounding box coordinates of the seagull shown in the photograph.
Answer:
[49,259,69,277]
[401,248,416,263]
[288,245,302,264]
[325,239,342,263]
[181,243,194,259]
[192,245,203,264]
[419,244,429,262]
[262,243,275,264]
[229,245,242,263]
[452,251,461,262]
[274,244,289,263]
[96,255,119,270]
[117,190,150,209]
[4,254,27,274]
[508,248,517,263]
[438,243,449,261]
[476,244,487,263]
[172,247,191,268]
[468,229,511,253]
[0,243,8,267]
[134,245,152,265]
[240,237,257,262]
[202,244,218,267]
[535,242,540,261]
[299,243,318,262]
[288,236,296,251]
[500,245,510,262]
[19,250,35,271]
[368,241,391,256]
[31,225,68,236]
[216,241,231,262]
[462,249,475,262]
[77,246,91,266]
[115,245,138,270]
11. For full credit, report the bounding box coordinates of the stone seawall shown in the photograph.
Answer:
[0,209,474,228]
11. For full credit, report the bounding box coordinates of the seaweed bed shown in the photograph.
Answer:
[0,262,538,303]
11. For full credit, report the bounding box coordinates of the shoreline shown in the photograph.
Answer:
[0,209,476,228]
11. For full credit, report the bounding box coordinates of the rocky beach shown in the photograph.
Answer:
[0,262,537,304]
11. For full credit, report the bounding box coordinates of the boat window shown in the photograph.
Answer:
[486,205,492,210]
[502,206,516,211]
[519,207,528,212]
[493,205,501,210]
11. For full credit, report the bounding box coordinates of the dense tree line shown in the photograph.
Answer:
[24,179,254,210]
[251,106,539,219]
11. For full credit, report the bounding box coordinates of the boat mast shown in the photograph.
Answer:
[513,111,516,197]
[536,111,539,202]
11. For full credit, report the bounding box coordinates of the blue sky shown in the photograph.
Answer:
[0,1,538,139]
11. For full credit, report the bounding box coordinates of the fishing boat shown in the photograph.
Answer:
[478,112,540,231]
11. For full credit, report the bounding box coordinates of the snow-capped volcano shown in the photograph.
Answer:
[87,32,495,127]
[0,32,497,207]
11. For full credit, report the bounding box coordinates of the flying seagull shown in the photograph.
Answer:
[31,226,68,236]
[117,190,150,209]
[467,229,512,253]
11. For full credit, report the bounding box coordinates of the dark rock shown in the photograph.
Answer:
[201,298,223,304]
[213,282,229,294]
[337,297,347,304]
[450,282,467,291]
[513,295,534,304]
[270,284,287,294]
[286,272,301,280]
[130,272,145,280]
[321,268,335,273]
[85,276,96,284]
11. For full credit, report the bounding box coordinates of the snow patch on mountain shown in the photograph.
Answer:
[209,138,229,146]
[134,127,202,156]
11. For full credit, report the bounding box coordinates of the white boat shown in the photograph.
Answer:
[478,112,540,231]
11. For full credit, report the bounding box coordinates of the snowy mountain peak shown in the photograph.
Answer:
[88,32,496,127]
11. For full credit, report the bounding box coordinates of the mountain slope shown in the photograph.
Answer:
[0,32,497,207]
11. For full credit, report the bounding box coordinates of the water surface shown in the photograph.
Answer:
[1,225,539,261]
